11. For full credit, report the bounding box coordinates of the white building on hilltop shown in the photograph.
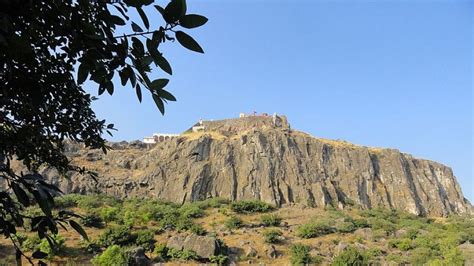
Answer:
[143,133,180,144]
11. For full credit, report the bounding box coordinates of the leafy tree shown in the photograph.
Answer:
[0,0,207,263]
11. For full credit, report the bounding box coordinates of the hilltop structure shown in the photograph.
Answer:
[143,133,180,144]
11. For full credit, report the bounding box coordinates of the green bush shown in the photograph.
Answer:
[153,243,169,261]
[388,238,413,251]
[97,225,136,247]
[21,235,41,251]
[352,218,369,229]
[210,254,229,265]
[409,247,438,265]
[100,206,120,224]
[91,245,128,266]
[81,214,104,228]
[289,244,313,265]
[260,214,282,227]
[135,229,155,251]
[77,195,102,210]
[167,248,199,261]
[54,194,82,208]
[179,203,205,218]
[335,220,356,233]
[190,224,207,236]
[297,221,334,238]
[263,229,282,243]
[225,216,243,230]
[332,246,368,266]
[38,234,66,258]
[230,200,274,214]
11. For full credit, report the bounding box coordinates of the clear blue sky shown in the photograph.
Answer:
[87,0,473,202]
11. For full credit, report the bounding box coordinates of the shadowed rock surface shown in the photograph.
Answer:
[9,115,472,217]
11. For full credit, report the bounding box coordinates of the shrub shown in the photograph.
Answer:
[190,224,207,236]
[98,226,136,247]
[352,218,369,229]
[364,247,382,260]
[201,197,229,208]
[388,238,413,251]
[332,246,368,266]
[167,248,198,261]
[263,229,282,243]
[297,221,334,238]
[225,216,243,230]
[153,243,169,261]
[91,245,128,266]
[409,247,437,265]
[54,194,82,208]
[260,214,282,227]
[335,220,356,233]
[100,207,120,224]
[179,203,205,218]
[230,200,274,214]
[21,235,41,251]
[81,214,104,228]
[210,254,228,265]
[38,234,66,258]
[135,229,155,251]
[289,244,313,265]
[77,195,102,210]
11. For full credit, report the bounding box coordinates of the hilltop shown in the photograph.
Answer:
[23,113,471,217]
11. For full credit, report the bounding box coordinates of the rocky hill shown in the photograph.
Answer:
[22,115,472,217]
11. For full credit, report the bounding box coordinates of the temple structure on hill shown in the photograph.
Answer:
[143,112,289,143]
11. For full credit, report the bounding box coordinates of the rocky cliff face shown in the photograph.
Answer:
[13,116,472,217]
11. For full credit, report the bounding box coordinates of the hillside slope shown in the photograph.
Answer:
[30,115,472,217]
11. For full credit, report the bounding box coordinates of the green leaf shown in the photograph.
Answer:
[153,54,172,75]
[131,22,143,32]
[32,190,52,217]
[32,251,48,259]
[69,220,89,241]
[159,89,177,101]
[152,94,165,115]
[119,69,129,86]
[154,5,165,17]
[150,79,169,90]
[180,14,208,29]
[109,15,126,26]
[164,0,186,23]
[77,64,89,84]
[175,31,204,53]
[12,183,29,207]
[129,68,137,87]
[147,38,172,75]
[136,7,150,29]
[106,82,114,95]
[135,84,142,102]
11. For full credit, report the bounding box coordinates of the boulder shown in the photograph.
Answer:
[167,234,221,259]
[127,247,152,266]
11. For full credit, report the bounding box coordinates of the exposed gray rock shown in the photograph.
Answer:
[166,234,220,259]
[8,116,472,217]
[127,247,152,266]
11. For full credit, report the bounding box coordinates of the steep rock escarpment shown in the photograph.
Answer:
[29,116,472,217]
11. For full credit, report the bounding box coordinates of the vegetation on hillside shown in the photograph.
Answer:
[0,194,472,265]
